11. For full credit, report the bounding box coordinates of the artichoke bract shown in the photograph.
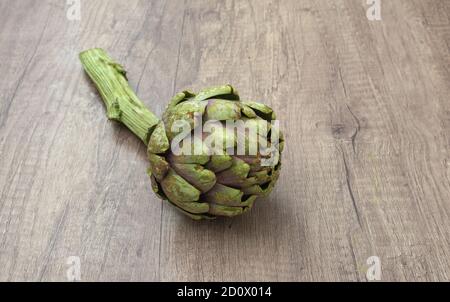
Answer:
[79,48,284,220]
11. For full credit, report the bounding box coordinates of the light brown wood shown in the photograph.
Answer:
[0,0,449,281]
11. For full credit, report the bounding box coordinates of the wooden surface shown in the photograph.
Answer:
[0,0,449,282]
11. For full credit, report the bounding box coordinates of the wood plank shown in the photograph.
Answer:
[0,0,183,281]
[0,0,449,281]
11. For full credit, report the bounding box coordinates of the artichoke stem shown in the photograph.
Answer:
[79,48,159,145]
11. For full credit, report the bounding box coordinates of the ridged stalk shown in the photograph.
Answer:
[79,48,159,145]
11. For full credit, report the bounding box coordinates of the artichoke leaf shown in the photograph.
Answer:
[148,171,167,200]
[194,85,239,102]
[215,158,250,186]
[172,163,216,193]
[208,195,257,216]
[248,169,271,184]
[242,101,275,121]
[203,183,256,206]
[170,199,210,214]
[206,154,233,172]
[148,153,170,181]
[168,91,195,107]
[161,169,201,203]
[208,204,243,217]
[164,196,213,220]
[206,99,242,121]
[241,104,257,118]
[164,100,207,139]
[242,181,275,197]
[147,122,169,154]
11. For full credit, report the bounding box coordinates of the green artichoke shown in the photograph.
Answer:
[79,48,284,220]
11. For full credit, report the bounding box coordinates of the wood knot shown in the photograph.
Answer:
[331,123,357,140]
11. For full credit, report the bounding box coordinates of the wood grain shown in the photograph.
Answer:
[0,0,449,281]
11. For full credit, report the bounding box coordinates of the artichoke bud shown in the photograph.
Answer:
[80,48,284,220]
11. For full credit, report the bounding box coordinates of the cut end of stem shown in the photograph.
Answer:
[79,48,160,145]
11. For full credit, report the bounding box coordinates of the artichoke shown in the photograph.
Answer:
[79,48,284,220]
